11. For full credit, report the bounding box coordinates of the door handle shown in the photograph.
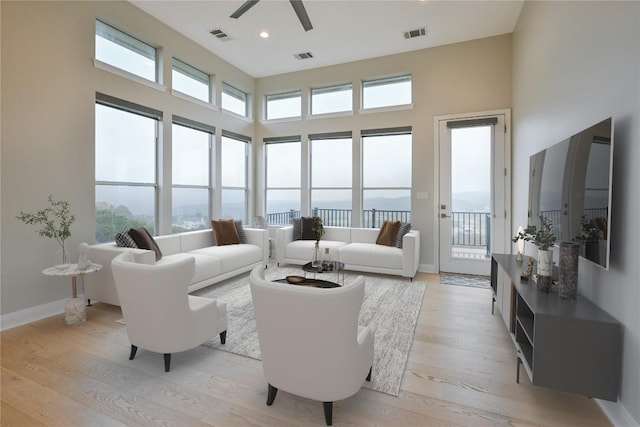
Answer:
[440,213,451,218]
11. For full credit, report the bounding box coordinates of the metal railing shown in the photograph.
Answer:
[267,208,491,254]
[265,208,411,228]
[451,211,491,249]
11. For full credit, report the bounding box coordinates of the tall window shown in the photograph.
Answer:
[172,119,213,233]
[311,84,352,115]
[362,75,412,110]
[95,20,157,82]
[266,91,301,120]
[172,58,211,103]
[95,94,160,243]
[222,82,248,117]
[221,132,250,221]
[265,138,301,225]
[310,133,352,226]
[362,128,412,227]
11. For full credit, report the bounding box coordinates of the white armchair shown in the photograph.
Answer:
[111,251,228,372]
[249,266,374,426]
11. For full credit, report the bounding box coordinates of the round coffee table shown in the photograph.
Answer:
[302,261,345,285]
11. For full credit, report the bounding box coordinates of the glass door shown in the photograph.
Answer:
[437,113,509,275]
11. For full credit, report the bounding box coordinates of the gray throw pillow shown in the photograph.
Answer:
[292,217,302,240]
[234,220,246,244]
[301,216,316,240]
[127,227,163,261]
[394,222,412,248]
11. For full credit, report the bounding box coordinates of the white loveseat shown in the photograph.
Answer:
[85,227,269,306]
[276,226,420,279]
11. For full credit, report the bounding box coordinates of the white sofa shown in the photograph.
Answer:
[276,226,420,279]
[85,227,269,306]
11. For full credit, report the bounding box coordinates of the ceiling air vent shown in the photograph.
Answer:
[403,27,427,39]
[210,28,233,41]
[294,52,314,60]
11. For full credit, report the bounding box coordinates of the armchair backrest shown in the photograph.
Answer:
[111,252,196,347]
[249,266,367,399]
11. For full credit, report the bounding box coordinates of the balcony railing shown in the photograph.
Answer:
[266,208,411,228]
[451,211,491,256]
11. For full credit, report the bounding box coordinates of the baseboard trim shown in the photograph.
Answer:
[596,398,639,427]
[1,297,68,331]
[418,263,437,273]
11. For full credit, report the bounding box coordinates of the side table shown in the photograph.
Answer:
[42,263,103,325]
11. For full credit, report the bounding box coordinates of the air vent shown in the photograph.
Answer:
[403,27,427,39]
[210,28,233,41]
[294,52,314,60]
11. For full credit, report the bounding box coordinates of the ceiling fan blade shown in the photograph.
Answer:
[289,0,313,31]
[230,0,260,19]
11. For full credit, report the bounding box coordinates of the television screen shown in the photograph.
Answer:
[528,118,613,269]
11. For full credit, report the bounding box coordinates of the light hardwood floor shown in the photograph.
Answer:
[1,272,611,426]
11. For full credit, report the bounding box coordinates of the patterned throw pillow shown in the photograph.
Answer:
[114,228,137,248]
[394,222,412,248]
[292,217,302,240]
[234,220,247,244]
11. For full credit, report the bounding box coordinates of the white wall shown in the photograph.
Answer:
[1,1,513,317]
[1,1,254,316]
[512,1,640,424]
[255,35,513,271]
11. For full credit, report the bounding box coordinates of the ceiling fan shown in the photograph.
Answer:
[230,0,313,32]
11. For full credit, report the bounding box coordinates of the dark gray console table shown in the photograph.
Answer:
[491,253,621,401]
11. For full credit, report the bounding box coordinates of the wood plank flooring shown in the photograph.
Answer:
[1,273,611,426]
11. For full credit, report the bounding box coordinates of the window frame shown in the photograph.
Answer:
[94,93,161,242]
[309,132,353,226]
[361,127,413,228]
[265,136,302,225]
[171,57,212,104]
[361,74,412,110]
[95,20,158,83]
[222,81,249,117]
[310,83,353,115]
[171,117,215,233]
[265,90,302,120]
[220,131,251,222]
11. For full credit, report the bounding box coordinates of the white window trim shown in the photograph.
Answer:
[358,103,414,115]
[171,89,218,111]
[94,59,166,92]
[221,108,254,123]
[260,116,303,125]
[307,110,354,120]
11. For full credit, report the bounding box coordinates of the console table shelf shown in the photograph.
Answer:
[491,253,621,402]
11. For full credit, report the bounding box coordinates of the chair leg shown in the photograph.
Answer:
[323,401,333,426]
[220,330,227,344]
[366,366,372,382]
[266,383,278,406]
[129,345,137,360]
[164,353,171,372]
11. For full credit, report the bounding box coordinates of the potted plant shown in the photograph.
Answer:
[312,215,325,243]
[574,215,601,263]
[513,215,556,284]
[16,195,75,266]
[311,216,325,267]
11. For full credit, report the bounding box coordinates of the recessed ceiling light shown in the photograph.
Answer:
[260,31,269,38]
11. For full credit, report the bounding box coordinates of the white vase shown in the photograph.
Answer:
[537,249,553,277]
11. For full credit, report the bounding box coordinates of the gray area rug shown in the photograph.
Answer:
[440,272,491,288]
[192,265,427,396]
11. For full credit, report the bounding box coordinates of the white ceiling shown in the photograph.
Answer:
[130,0,524,78]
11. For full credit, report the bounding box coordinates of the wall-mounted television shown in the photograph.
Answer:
[528,117,613,269]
